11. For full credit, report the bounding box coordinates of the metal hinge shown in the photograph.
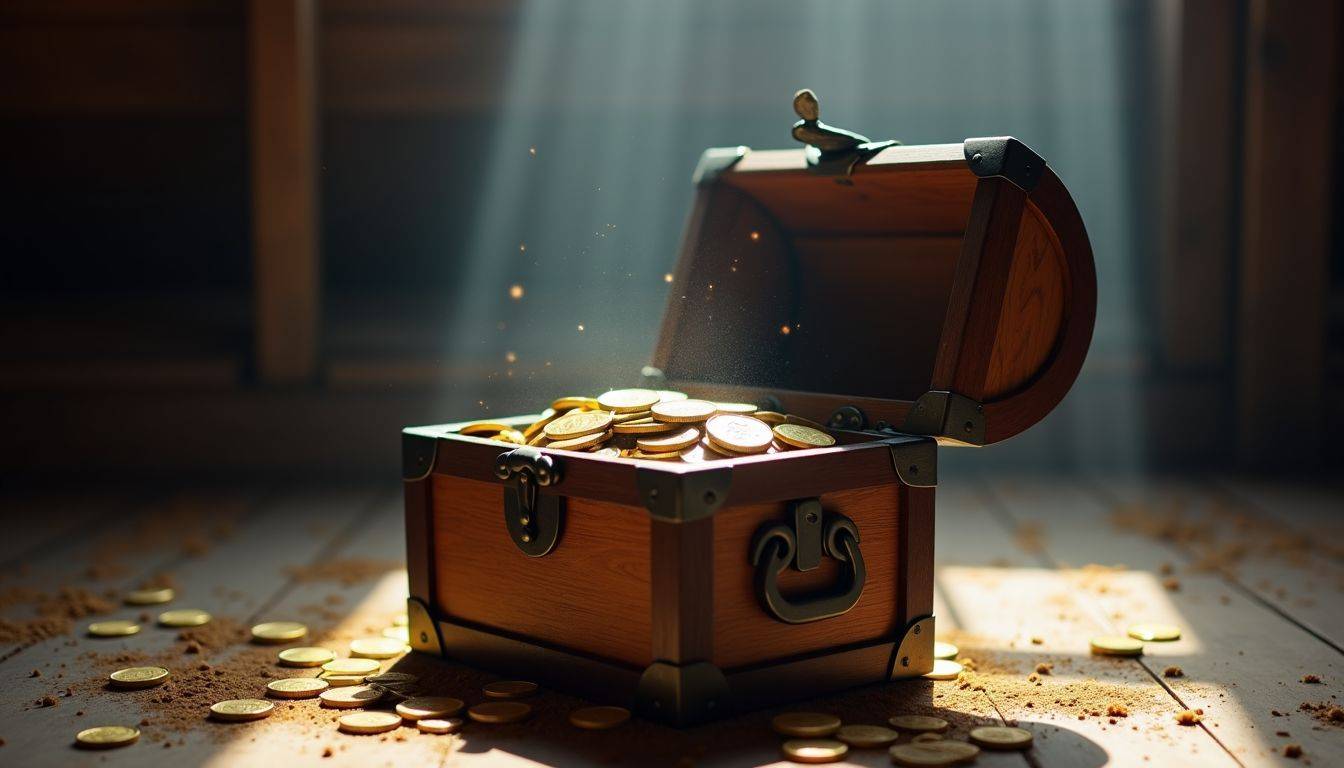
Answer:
[900,391,986,446]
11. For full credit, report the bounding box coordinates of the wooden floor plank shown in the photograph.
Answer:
[0,488,127,568]
[985,477,1343,767]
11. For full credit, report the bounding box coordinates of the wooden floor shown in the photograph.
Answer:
[0,475,1339,767]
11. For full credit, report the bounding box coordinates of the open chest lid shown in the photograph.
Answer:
[650,90,1096,446]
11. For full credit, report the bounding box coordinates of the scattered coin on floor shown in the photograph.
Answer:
[933,641,959,660]
[569,705,631,730]
[278,646,335,668]
[108,666,170,690]
[396,697,464,721]
[349,636,405,660]
[322,658,381,676]
[210,699,274,722]
[889,740,981,767]
[382,626,410,643]
[319,685,383,709]
[75,725,140,750]
[267,678,329,699]
[88,620,140,638]
[319,673,366,687]
[771,712,842,738]
[1090,635,1144,657]
[970,726,1033,750]
[124,587,174,606]
[1127,623,1181,642]
[835,724,899,748]
[923,659,964,680]
[338,711,402,735]
[158,609,211,628]
[782,739,849,764]
[251,621,307,644]
[482,680,538,699]
[417,717,465,735]
[888,715,950,734]
[468,701,532,724]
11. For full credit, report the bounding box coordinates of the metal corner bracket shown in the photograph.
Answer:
[889,615,935,679]
[406,596,445,657]
[901,391,987,446]
[635,660,731,726]
[963,136,1045,192]
[637,466,732,522]
[885,435,938,487]
[693,146,749,186]
[402,429,438,481]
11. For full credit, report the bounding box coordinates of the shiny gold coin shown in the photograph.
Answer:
[109,666,170,690]
[923,660,964,680]
[715,402,758,414]
[650,399,718,423]
[382,625,410,643]
[338,711,402,735]
[612,418,679,435]
[158,608,211,628]
[521,408,559,440]
[527,432,549,446]
[771,711,842,738]
[251,621,307,644]
[753,410,787,425]
[350,636,406,659]
[460,421,514,436]
[970,726,1033,750]
[782,739,848,764]
[656,390,688,402]
[933,641,959,660]
[124,587,174,605]
[319,673,366,687]
[545,428,613,451]
[889,741,980,767]
[888,715,950,733]
[550,396,599,412]
[267,677,329,699]
[705,414,773,453]
[611,409,653,424]
[319,685,384,709]
[392,612,408,627]
[322,657,381,675]
[210,698,274,722]
[278,646,335,667]
[568,705,631,730]
[772,423,836,449]
[88,620,140,638]
[482,680,538,699]
[493,429,527,445]
[544,410,613,440]
[1090,635,1144,657]
[677,444,723,463]
[596,388,660,413]
[1127,623,1181,642]
[75,725,140,749]
[835,724,899,748]
[912,733,945,744]
[468,701,532,724]
[396,697,465,721]
[417,717,464,735]
[629,449,684,461]
[706,434,768,457]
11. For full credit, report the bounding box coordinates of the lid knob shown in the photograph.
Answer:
[791,88,870,154]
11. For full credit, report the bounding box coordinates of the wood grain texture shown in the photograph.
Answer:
[431,475,654,668]
[898,485,935,621]
[651,517,713,663]
[983,202,1067,400]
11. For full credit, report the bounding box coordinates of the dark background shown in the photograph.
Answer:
[1,0,1340,480]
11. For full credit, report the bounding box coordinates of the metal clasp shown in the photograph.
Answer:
[494,447,564,557]
[749,499,866,624]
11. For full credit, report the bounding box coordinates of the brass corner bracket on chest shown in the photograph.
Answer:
[889,615,936,679]
[902,391,987,446]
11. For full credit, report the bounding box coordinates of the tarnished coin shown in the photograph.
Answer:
[468,701,532,723]
[350,636,406,660]
[650,399,718,423]
[338,711,402,735]
[970,726,1033,750]
[397,697,464,721]
[569,705,630,730]
[612,418,679,435]
[417,717,464,734]
[109,666,170,690]
[319,685,383,709]
[714,402,758,414]
[888,715,950,733]
[544,410,613,440]
[656,390,688,402]
[365,672,418,688]
[482,680,538,699]
[124,587,174,605]
[782,739,848,764]
[835,724,899,748]
[1127,623,1181,642]
[545,428,613,451]
[251,621,307,644]
[210,698,274,722]
[158,609,211,628]
[267,677,329,699]
[772,423,836,449]
[772,711,842,738]
[382,625,410,643]
[322,658,381,675]
[933,641,959,660]
[596,389,660,413]
[912,733,945,744]
[319,673,366,687]
[278,646,335,668]
[460,421,514,436]
[1090,635,1144,657]
[889,741,980,767]
[637,427,702,453]
[75,725,140,749]
[88,620,140,638]
[923,659,964,680]
[705,414,773,454]
[550,396,599,412]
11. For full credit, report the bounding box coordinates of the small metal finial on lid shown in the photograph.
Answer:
[790,88,871,154]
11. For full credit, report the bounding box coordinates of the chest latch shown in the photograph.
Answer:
[749,498,866,623]
[494,448,564,557]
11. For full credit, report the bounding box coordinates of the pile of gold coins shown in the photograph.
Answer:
[458,388,838,462]
[770,708,1034,765]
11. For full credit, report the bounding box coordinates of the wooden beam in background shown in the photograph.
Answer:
[248,0,318,383]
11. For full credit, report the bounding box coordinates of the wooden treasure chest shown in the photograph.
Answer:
[402,91,1095,726]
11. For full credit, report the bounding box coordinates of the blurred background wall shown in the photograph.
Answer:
[1,0,1339,480]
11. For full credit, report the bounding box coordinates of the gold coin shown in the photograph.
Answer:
[278,646,335,667]
[912,733,945,743]
[545,428,613,451]
[1090,635,1144,656]
[210,698,274,722]
[267,677,329,699]
[322,657,381,675]
[417,717,465,734]
[714,402,758,414]
[1127,623,1180,642]
[781,739,848,764]
[319,685,384,709]
[970,726,1033,750]
[933,641,959,660]
[392,613,408,627]
[338,711,402,735]
[460,421,514,436]
[677,444,723,463]
[88,620,140,638]
[468,701,532,724]
[158,608,211,628]
[482,680,538,699]
[124,587,174,605]
[521,409,559,440]
[364,672,418,687]
[493,429,527,445]
[889,741,980,767]
[628,449,684,461]
[612,418,679,435]
[109,666,170,690]
[650,399,718,423]
[544,410,613,440]
[319,673,366,687]
[75,725,140,749]
[596,389,660,413]
[350,636,406,659]
[568,705,630,730]
[396,697,464,721]
[550,396,599,411]
[772,423,836,449]
[705,434,765,457]
[527,432,549,446]
[923,659,964,680]
[753,410,787,425]
[590,446,621,457]
[771,711,842,738]
[611,409,653,424]
[382,625,410,643]
[835,724,899,748]
[251,621,307,644]
[888,715,950,733]
[705,414,773,453]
